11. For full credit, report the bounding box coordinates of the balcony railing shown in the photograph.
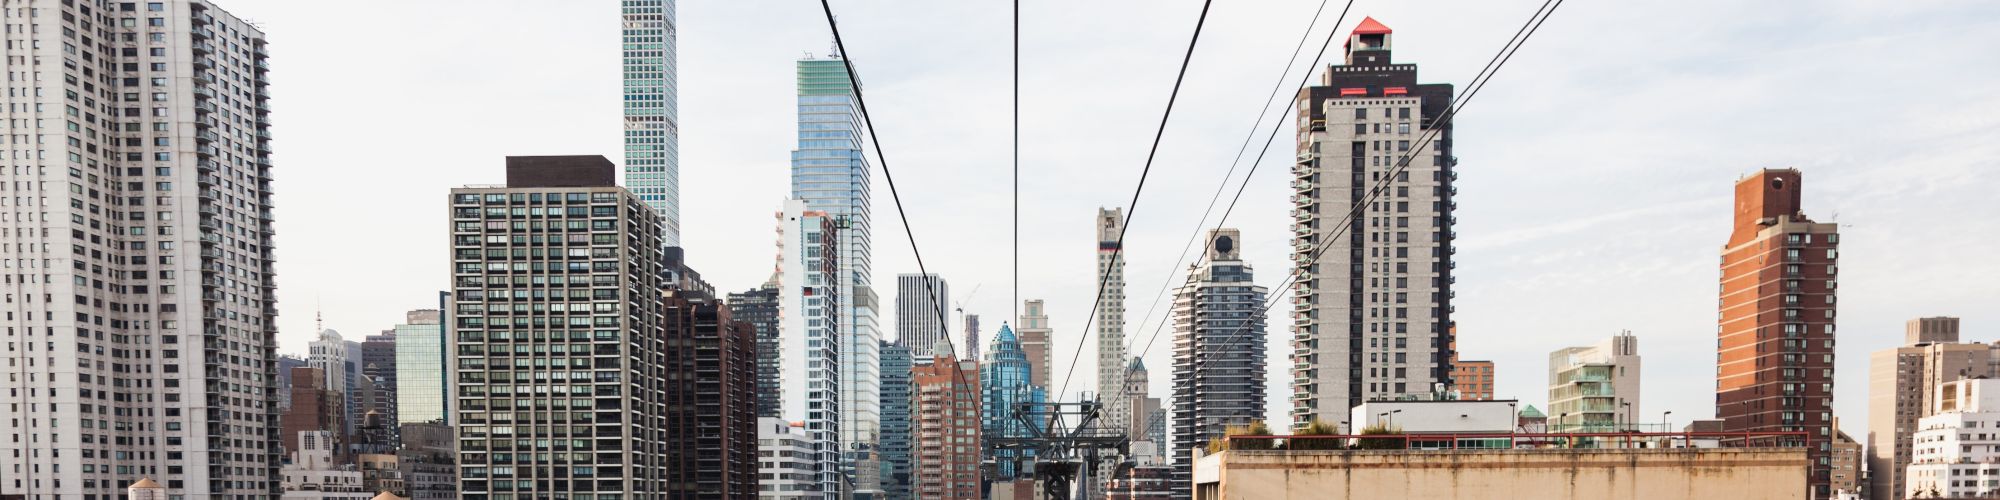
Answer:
[1222,430,1813,452]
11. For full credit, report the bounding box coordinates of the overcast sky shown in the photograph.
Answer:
[229,0,2000,431]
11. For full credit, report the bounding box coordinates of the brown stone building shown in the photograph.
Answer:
[1715,168,1839,497]
[660,283,760,499]
[912,344,980,499]
[280,366,345,461]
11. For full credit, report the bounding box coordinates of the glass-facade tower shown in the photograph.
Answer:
[621,0,680,244]
[794,55,882,495]
[981,324,1046,481]
[394,309,447,425]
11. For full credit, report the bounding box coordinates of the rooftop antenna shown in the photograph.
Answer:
[315,296,324,332]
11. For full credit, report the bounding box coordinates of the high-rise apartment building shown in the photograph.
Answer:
[1291,17,1459,429]
[793,55,882,494]
[1548,332,1641,432]
[448,156,669,498]
[879,340,914,500]
[1716,168,1839,497]
[0,4,278,496]
[1096,208,1131,435]
[1866,317,1998,500]
[1018,299,1054,390]
[913,343,981,500]
[896,273,951,360]
[1171,229,1268,494]
[982,324,1047,482]
[661,284,760,498]
[776,198,844,499]
[393,308,447,425]
[621,0,680,244]
[727,281,784,419]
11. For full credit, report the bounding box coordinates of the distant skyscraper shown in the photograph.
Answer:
[880,341,915,500]
[777,198,845,499]
[622,0,680,244]
[362,328,400,436]
[0,3,278,497]
[1867,317,1996,500]
[1125,358,1165,453]
[1548,332,1641,432]
[794,55,882,494]
[1291,17,1459,429]
[1019,299,1055,391]
[982,324,1048,482]
[394,309,447,425]
[1716,168,1838,497]
[965,314,983,362]
[1096,208,1132,435]
[449,156,670,497]
[897,273,952,360]
[728,282,785,419]
[1171,229,1267,494]
[913,343,982,500]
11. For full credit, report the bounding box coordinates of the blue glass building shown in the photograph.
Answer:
[981,324,1046,481]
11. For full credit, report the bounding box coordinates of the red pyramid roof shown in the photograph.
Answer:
[1352,16,1392,35]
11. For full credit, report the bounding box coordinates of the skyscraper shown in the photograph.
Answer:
[309,328,356,433]
[1716,168,1839,497]
[727,281,784,419]
[1,6,293,482]
[621,0,680,244]
[982,324,1048,482]
[1548,333,1641,432]
[394,309,448,425]
[1867,317,1997,500]
[361,328,400,436]
[897,273,952,360]
[776,198,845,499]
[1170,229,1268,493]
[879,340,915,500]
[913,342,982,500]
[965,313,983,362]
[1019,299,1055,390]
[1125,358,1165,455]
[1096,208,1132,435]
[794,55,882,494]
[1290,17,1459,429]
[449,156,669,497]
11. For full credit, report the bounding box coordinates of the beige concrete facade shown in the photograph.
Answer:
[1193,448,1807,500]
[1865,317,1999,500]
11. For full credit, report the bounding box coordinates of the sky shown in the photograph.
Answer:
[227,0,2000,432]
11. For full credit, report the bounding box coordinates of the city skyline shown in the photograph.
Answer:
[227,0,2000,434]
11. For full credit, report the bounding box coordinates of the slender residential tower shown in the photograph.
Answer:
[1019,300,1054,390]
[1716,168,1838,498]
[727,282,784,419]
[621,0,680,244]
[794,54,882,494]
[449,156,669,498]
[1291,17,1459,430]
[897,273,951,360]
[1096,208,1131,432]
[776,199,845,499]
[0,2,278,497]
[1171,229,1268,496]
